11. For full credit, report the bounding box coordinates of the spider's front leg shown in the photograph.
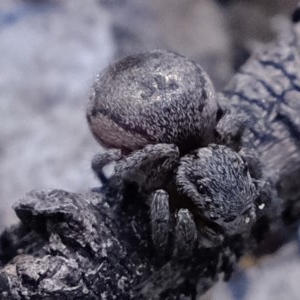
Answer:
[91,149,123,185]
[99,144,200,260]
[150,189,171,256]
[150,189,198,259]
[215,102,247,149]
[196,223,225,249]
[109,143,201,260]
[172,209,198,258]
[111,143,180,197]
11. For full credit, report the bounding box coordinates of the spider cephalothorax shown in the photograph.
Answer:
[176,145,258,233]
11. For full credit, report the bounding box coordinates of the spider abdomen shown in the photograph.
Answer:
[87,50,218,154]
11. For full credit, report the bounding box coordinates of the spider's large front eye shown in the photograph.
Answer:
[196,181,208,195]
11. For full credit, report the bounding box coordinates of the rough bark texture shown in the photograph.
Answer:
[1,8,300,300]
[0,188,233,299]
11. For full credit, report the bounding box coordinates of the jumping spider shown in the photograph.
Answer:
[87,50,270,258]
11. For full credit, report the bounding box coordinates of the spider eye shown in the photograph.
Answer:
[255,197,266,210]
[197,183,207,195]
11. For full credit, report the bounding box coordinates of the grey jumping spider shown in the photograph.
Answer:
[86,50,270,258]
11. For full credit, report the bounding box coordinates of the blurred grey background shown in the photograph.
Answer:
[0,0,299,299]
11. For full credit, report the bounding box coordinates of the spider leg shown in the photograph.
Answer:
[91,149,122,185]
[112,143,179,194]
[172,209,198,259]
[215,109,246,149]
[149,189,170,257]
[238,147,263,179]
[197,225,225,249]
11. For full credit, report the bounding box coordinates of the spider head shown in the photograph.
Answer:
[176,144,259,235]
